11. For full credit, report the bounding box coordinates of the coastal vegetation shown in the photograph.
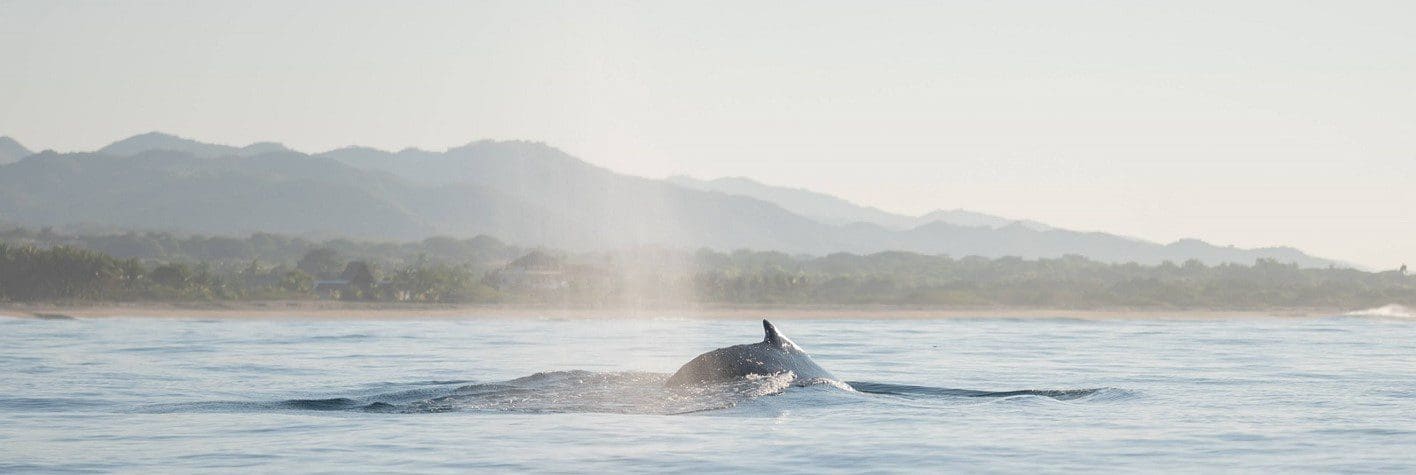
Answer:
[1,228,1411,309]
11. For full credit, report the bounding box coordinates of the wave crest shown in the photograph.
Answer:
[1345,304,1415,318]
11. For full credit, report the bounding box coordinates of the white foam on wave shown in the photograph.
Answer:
[1344,304,1416,318]
[740,371,799,398]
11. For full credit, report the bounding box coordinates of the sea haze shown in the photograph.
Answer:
[1,315,1412,472]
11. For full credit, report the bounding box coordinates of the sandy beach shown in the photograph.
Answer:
[0,300,1360,320]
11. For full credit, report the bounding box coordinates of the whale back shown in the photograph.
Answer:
[664,320,837,386]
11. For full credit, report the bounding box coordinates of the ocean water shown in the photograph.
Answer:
[2,313,1414,473]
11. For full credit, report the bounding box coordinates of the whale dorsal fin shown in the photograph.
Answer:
[762,319,804,353]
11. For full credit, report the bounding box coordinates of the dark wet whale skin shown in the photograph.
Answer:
[665,320,840,386]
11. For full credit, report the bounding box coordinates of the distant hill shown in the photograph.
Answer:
[0,150,436,239]
[914,209,1051,231]
[667,175,918,228]
[98,131,292,158]
[317,140,838,251]
[0,145,836,251]
[666,175,1050,231]
[0,136,32,164]
[0,131,1347,267]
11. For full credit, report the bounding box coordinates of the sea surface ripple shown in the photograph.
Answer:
[1,314,1413,472]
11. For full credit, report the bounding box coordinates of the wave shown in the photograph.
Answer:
[849,381,1134,402]
[1344,304,1415,318]
[0,397,119,412]
[136,370,1128,416]
[0,313,76,321]
[141,371,803,415]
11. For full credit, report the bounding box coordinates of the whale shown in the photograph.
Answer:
[665,319,844,388]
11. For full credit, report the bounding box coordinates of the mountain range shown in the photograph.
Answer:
[666,175,1052,231]
[0,132,1345,267]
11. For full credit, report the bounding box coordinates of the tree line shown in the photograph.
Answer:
[1,228,1413,309]
[0,242,504,303]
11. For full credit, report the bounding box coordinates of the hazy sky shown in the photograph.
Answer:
[1,1,1413,269]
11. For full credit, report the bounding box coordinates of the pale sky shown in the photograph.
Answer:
[1,1,1413,269]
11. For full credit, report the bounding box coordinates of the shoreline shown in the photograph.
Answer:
[0,300,1370,320]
